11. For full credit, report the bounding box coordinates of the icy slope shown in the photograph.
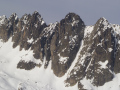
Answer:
[0,38,78,90]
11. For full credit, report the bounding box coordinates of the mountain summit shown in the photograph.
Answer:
[0,12,120,90]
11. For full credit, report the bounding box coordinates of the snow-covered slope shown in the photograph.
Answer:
[0,38,78,90]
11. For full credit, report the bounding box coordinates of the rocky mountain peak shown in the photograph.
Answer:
[65,13,80,20]
[20,14,30,24]
[31,11,45,25]
[96,17,108,24]
[0,12,120,90]
[64,12,84,27]
[33,11,39,15]
[9,13,18,21]
[32,11,40,19]
[95,17,112,31]
[0,15,7,26]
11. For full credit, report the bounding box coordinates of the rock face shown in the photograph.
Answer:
[0,14,19,42]
[65,18,115,88]
[50,13,85,77]
[0,11,120,90]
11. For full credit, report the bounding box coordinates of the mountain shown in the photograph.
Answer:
[0,11,120,90]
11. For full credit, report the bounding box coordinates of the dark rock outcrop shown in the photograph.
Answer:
[17,60,36,70]
[50,13,85,77]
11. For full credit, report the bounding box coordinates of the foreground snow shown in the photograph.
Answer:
[0,38,78,90]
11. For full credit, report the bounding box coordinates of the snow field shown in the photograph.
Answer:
[0,38,78,90]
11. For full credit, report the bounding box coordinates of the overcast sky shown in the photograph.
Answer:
[0,0,119,25]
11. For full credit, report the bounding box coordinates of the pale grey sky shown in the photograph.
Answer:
[0,0,119,25]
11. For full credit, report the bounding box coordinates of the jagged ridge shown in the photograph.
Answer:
[0,11,120,90]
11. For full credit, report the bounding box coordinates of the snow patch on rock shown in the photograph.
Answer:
[69,35,78,48]
[71,17,79,27]
[58,54,69,64]
[98,60,108,69]
[0,15,6,26]
[108,48,113,52]
[27,38,34,44]
[23,15,28,24]
[112,24,120,36]
[43,22,58,37]
[84,26,94,37]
